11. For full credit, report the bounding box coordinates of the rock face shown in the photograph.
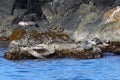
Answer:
[0,0,49,39]
[0,0,119,40]
[103,6,120,23]
[2,0,120,60]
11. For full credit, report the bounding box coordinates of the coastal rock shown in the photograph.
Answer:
[73,4,120,43]
[4,52,34,60]
[0,0,51,40]
[2,0,120,60]
[0,0,119,41]
[54,49,103,59]
[4,27,103,60]
[101,42,120,55]
[0,16,17,39]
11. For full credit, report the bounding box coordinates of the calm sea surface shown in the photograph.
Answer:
[0,48,120,80]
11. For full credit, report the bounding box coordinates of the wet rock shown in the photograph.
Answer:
[3,52,35,60]
[4,42,103,60]
[54,49,103,59]
[101,41,120,54]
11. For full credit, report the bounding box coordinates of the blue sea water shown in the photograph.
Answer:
[0,48,120,80]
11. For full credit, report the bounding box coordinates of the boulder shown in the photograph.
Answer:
[3,27,103,60]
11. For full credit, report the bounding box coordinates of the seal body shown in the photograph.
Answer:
[82,41,93,50]
[88,37,102,45]
[18,21,37,26]
[20,45,55,59]
[83,37,103,50]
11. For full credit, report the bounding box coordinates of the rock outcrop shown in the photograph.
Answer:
[3,27,103,60]
[1,0,120,60]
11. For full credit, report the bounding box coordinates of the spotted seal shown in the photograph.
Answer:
[18,21,39,27]
[88,37,103,45]
[82,41,93,50]
[20,44,55,59]
[82,37,103,50]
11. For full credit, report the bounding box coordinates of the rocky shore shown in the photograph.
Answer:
[3,27,105,60]
[1,0,120,60]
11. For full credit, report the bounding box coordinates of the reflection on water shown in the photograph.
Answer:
[0,48,120,80]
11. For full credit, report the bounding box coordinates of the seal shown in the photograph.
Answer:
[20,45,55,59]
[18,20,39,27]
[27,49,48,58]
[83,37,103,50]
[83,37,109,51]
[82,41,93,50]
[88,37,103,45]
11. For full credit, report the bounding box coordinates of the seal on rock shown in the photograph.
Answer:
[20,45,55,59]
[18,20,39,27]
[82,41,93,50]
[88,37,103,45]
[82,37,103,50]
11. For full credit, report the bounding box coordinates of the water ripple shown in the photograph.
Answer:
[0,48,120,80]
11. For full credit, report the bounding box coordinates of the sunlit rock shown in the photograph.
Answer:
[103,6,120,24]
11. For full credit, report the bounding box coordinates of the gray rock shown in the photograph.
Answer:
[92,46,102,53]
